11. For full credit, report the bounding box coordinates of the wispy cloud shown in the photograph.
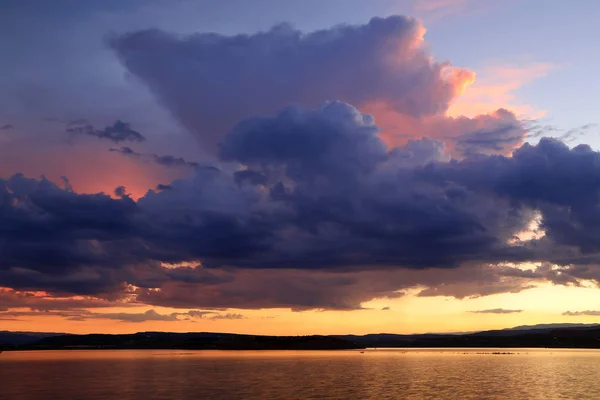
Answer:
[0,306,247,323]
[67,120,146,143]
[448,62,554,119]
[109,147,199,169]
[208,313,245,320]
[469,308,523,314]
[526,122,598,143]
[563,310,600,317]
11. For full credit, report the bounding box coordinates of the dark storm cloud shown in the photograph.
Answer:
[417,281,535,299]
[3,102,600,309]
[220,102,387,182]
[468,309,523,314]
[421,138,600,259]
[2,6,598,314]
[0,173,139,294]
[233,170,268,187]
[133,263,538,310]
[110,16,473,151]
[214,102,530,270]
[134,269,403,311]
[67,120,146,143]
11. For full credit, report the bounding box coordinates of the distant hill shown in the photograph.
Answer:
[3,323,600,350]
[1,332,362,351]
[337,324,600,348]
[0,331,66,345]
[505,323,600,331]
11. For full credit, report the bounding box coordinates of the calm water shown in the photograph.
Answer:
[1,348,600,399]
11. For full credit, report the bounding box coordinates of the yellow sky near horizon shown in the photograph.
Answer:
[3,283,600,335]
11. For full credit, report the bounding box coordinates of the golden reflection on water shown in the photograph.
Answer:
[2,348,600,399]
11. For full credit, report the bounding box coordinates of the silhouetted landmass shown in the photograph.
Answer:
[1,332,362,351]
[503,323,600,331]
[338,325,600,348]
[3,323,600,351]
[0,331,65,346]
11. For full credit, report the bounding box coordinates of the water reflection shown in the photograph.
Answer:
[2,349,600,399]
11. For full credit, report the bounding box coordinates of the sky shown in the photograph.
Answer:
[2,0,600,335]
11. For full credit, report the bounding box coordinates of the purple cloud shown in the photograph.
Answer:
[110,16,473,152]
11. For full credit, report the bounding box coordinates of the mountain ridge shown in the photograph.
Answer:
[3,323,600,350]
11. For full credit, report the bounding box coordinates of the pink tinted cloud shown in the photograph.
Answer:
[110,16,475,153]
[360,61,550,157]
[448,62,553,118]
[361,102,524,157]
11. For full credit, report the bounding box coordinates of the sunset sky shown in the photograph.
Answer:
[2,0,600,335]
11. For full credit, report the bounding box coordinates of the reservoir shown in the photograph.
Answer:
[1,348,599,399]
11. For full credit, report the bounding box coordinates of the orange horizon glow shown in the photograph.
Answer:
[0,140,186,200]
[3,284,600,335]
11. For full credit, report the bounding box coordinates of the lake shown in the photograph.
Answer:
[1,348,599,399]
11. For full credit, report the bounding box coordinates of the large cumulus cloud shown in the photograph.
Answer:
[1,100,599,310]
[0,15,594,312]
[109,16,485,154]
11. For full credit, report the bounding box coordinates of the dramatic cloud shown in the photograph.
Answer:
[110,16,532,160]
[110,16,475,153]
[131,262,541,310]
[365,103,526,157]
[469,309,523,314]
[67,120,146,143]
[0,14,597,313]
[220,102,387,182]
[3,99,600,310]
